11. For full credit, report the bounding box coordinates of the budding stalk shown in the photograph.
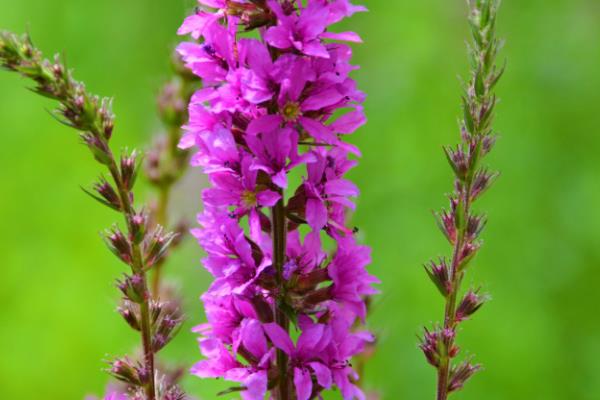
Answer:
[1,31,187,399]
[147,52,199,296]
[418,1,505,398]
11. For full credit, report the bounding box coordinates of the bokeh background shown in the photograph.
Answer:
[1,0,599,399]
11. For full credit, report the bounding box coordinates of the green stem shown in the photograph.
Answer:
[152,186,170,295]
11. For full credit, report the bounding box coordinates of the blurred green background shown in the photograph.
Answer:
[1,0,599,399]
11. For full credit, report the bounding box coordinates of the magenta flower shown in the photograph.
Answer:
[245,126,314,189]
[303,148,360,231]
[329,237,379,320]
[203,155,281,221]
[245,50,365,155]
[264,0,363,58]
[285,230,326,276]
[264,321,334,400]
[192,321,274,400]
[179,0,376,398]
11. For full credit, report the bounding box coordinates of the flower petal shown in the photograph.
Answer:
[302,40,330,58]
[309,362,332,389]
[320,31,363,43]
[330,110,367,134]
[272,169,288,189]
[301,89,344,111]
[247,114,283,135]
[264,26,293,49]
[306,198,328,230]
[263,323,294,355]
[241,371,268,400]
[324,179,359,197]
[299,117,337,144]
[177,12,219,39]
[241,319,268,359]
[257,190,281,207]
[297,324,325,354]
[294,368,313,400]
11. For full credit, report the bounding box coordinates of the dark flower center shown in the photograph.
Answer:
[281,101,301,122]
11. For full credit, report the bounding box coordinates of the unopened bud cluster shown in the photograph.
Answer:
[146,54,199,190]
[420,1,504,398]
[1,31,187,399]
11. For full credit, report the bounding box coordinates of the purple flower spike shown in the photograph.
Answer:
[178,0,375,398]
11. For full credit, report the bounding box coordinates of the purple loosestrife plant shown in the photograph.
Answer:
[0,32,186,400]
[177,1,378,399]
[420,1,504,399]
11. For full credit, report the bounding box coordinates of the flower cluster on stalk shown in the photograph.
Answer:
[177,1,378,399]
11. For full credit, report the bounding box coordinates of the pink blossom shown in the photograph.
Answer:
[178,0,376,398]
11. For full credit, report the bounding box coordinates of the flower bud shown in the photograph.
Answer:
[144,226,177,268]
[448,360,481,393]
[118,300,140,331]
[103,118,114,140]
[465,214,486,241]
[149,301,183,352]
[81,132,111,165]
[457,241,480,271]
[435,209,457,244]
[108,357,143,386]
[481,134,497,155]
[443,146,469,181]
[152,314,183,352]
[99,98,114,139]
[74,95,85,110]
[150,300,164,325]
[117,274,146,304]
[88,177,121,211]
[456,290,488,322]
[104,227,133,265]
[120,150,139,192]
[130,211,148,245]
[419,327,459,368]
[470,169,498,202]
[51,57,64,79]
[424,259,452,297]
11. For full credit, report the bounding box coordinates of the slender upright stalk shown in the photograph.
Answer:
[0,31,185,399]
[420,1,505,398]
[148,70,198,296]
[272,195,290,400]
[151,186,170,295]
